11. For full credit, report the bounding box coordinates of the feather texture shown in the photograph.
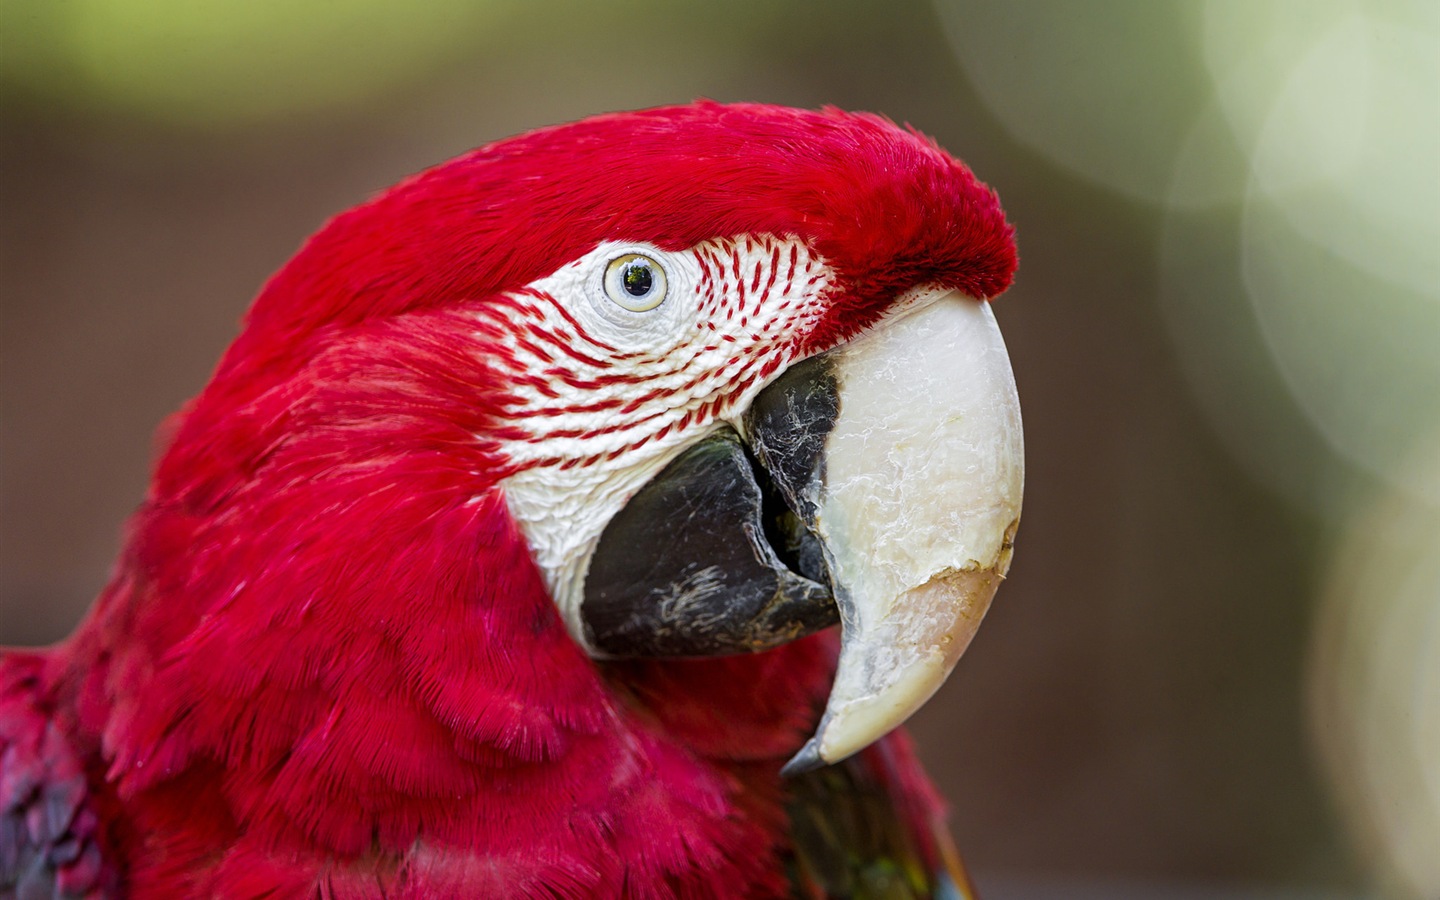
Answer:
[1,102,1016,896]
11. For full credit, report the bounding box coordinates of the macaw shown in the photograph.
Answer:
[0,101,1023,898]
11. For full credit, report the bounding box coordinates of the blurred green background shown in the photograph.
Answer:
[2,1,1436,897]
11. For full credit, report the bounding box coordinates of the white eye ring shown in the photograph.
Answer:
[604,253,668,312]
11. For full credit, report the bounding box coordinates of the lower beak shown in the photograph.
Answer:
[582,291,1024,773]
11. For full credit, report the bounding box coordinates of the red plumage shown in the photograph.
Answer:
[2,102,1015,897]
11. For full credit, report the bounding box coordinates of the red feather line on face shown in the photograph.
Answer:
[482,236,827,480]
[40,102,1015,895]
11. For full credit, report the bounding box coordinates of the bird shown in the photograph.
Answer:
[1,101,1023,898]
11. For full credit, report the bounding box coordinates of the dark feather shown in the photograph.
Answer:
[0,653,117,899]
[784,738,976,900]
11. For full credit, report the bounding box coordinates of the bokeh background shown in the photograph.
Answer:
[2,1,1436,897]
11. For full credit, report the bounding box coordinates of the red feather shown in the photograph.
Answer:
[3,102,1014,896]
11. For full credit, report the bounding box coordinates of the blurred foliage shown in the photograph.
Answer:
[0,0,891,126]
[0,0,515,124]
[1311,431,1440,899]
[936,1,1215,204]
[938,0,1439,511]
[937,8,1437,889]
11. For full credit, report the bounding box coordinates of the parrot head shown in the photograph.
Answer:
[84,102,1021,880]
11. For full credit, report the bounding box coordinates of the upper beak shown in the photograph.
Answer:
[581,290,1023,773]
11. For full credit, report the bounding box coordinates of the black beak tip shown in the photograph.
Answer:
[780,738,825,778]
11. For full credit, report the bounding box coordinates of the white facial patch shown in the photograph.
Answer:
[486,236,835,647]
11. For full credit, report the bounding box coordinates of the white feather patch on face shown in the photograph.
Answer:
[488,236,835,649]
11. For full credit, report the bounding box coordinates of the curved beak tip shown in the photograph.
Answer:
[780,738,825,777]
[786,561,1009,774]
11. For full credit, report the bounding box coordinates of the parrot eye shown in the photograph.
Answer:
[604,253,668,312]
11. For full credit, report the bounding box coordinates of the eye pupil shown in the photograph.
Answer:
[604,252,667,312]
[622,262,653,297]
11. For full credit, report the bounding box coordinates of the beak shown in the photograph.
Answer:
[581,290,1023,773]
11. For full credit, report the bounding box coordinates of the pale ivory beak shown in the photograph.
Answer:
[783,291,1023,774]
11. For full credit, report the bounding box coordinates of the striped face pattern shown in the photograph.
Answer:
[491,234,837,629]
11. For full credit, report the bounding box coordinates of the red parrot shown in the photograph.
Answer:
[1,102,1022,898]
